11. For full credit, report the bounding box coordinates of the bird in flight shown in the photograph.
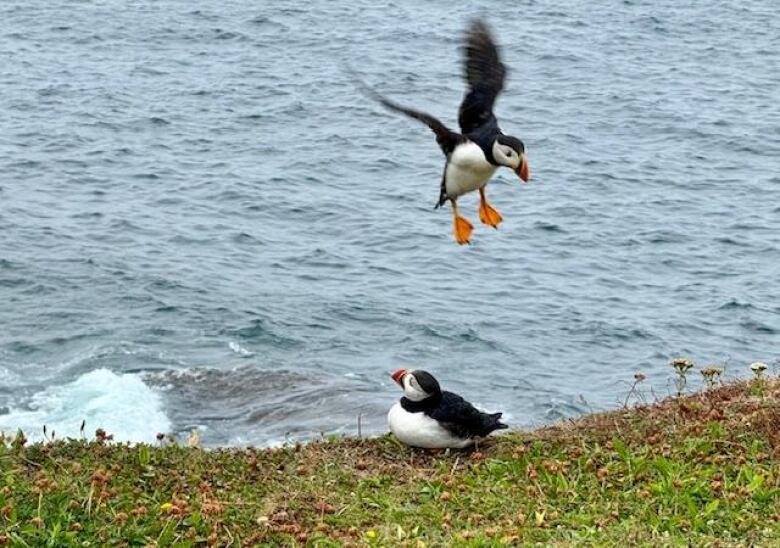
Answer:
[359,19,530,245]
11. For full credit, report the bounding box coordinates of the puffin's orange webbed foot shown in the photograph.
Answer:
[454,216,474,245]
[478,188,503,228]
[451,201,473,245]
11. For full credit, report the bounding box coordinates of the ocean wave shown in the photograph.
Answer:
[0,369,171,443]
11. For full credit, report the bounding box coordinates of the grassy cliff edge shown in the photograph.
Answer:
[1,377,779,546]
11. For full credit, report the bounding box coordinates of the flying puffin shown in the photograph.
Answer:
[360,19,530,244]
[387,368,508,449]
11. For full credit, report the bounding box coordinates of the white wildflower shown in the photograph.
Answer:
[749,362,768,378]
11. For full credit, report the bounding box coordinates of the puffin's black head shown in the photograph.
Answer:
[494,135,530,182]
[391,369,441,402]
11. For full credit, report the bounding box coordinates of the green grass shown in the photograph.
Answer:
[1,378,779,546]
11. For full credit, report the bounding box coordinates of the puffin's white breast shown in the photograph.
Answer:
[444,141,497,198]
[387,403,473,449]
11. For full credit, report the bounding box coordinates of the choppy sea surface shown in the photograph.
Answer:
[1,1,779,446]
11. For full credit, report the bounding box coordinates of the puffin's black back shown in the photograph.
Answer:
[429,391,508,438]
[400,383,508,439]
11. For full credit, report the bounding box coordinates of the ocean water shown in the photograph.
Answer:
[1,0,778,446]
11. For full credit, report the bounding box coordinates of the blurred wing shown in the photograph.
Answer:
[458,20,507,134]
[374,93,462,156]
[353,74,463,155]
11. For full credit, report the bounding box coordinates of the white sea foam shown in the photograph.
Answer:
[228,341,254,357]
[0,368,171,443]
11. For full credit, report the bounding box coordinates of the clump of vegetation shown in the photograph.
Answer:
[700,364,723,389]
[670,357,695,396]
[1,376,780,546]
[749,362,770,399]
[751,362,768,380]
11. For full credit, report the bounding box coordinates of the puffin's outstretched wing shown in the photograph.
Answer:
[355,78,464,156]
[458,20,507,135]
[429,391,508,439]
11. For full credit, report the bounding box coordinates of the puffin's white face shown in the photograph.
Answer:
[492,141,522,169]
[391,369,434,402]
[492,140,531,182]
[402,373,432,402]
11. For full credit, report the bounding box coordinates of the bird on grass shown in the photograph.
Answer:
[358,19,530,244]
[388,368,507,449]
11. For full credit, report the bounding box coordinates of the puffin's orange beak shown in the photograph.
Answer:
[391,368,407,386]
[516,154,530,183]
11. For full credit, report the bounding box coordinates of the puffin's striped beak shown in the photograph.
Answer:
[516,154,530,183]
[391,369,407,386]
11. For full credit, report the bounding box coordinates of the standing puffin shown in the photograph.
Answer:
[360,19,530,244]
[387,368,508,449]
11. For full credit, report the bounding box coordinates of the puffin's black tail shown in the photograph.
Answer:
[434,170,448,209]
[483,412,508,435]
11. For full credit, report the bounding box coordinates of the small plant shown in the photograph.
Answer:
[670,358,694,397]
[623,372,647,408]
[749,362,768,380]
[749,362,769,398]
[700,365,723,389]
[186,429,201,449]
